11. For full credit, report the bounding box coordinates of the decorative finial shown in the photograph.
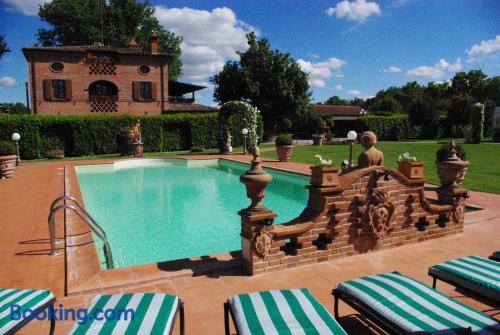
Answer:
[447,140,459,161]
[240,146,273,212]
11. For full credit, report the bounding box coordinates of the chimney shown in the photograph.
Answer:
[150,32,158,54]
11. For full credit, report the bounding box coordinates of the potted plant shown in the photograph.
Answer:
[397,152,424,179]
[0,140,17,179]
[325,117,335,144]
[117,127,135,156]
[435,141,468,188]
[275,134,293,162]
[310,154,339,187]
[310,116,325,145]
[46,148,65,159]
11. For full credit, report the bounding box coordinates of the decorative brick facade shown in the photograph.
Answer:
[240,166,468,275]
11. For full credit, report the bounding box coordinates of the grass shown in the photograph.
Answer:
[260,141,500,194]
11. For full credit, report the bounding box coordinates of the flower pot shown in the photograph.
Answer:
[0,155,17,179]
[398,161,424,179]
[312,135,324,146]
[276,145,293,162]
[325,134,335,145]
[436,160,469,188]
[310,166,340,187]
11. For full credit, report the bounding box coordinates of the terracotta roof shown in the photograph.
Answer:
[169,81,206,96]
[163,102,218,113]
[313,105,367,117]
[22,44,170,58]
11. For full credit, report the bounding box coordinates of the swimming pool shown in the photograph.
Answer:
[76,159,309,268]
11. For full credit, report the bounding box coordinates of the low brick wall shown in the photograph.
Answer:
[240,166,467,275]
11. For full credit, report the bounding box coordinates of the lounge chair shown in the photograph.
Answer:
[0,288,55,335]
[429,256,500,304]
[68,293,184,334]
[224,288,347,335]
[333,272,499,334]
[490,251,500,262]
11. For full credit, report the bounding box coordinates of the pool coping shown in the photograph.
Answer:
[64,155,491,296]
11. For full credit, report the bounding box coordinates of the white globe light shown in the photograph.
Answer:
[241,128,249,135]
[347,130,357,141]
[12,133,21,141]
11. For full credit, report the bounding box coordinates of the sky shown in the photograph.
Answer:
[0,0,499,107]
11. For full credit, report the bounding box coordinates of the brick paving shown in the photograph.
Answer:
[0,155,498,334]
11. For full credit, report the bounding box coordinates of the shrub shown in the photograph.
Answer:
[493,128,500,143]
[397,152,417,162]
[356,115,423,140]
[465,102,484,144]
[309,116,325,134]
[0,141,16,156]
[275,134,293,146]
[280,118,293,132]
[325,117,334,129]
[0,113,237,159]
[436,143,466,162]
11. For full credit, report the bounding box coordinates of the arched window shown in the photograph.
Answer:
[89,80,118,100]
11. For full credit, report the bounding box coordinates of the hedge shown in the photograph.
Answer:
[0,113,228,159]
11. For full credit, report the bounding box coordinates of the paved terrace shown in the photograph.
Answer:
[0,154,498,334]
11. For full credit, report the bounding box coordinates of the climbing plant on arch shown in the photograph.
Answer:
[218,101,260,153]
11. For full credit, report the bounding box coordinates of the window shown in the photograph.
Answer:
[132,81,157,101]
[89,80,118,100]
[50,62,64,72]
[140,82,152,100]
[138,65,150,74]
[52,80,67,100]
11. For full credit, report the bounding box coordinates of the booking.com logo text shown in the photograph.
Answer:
[10,304,135,325]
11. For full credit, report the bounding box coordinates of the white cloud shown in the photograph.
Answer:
[325,0,381,23]
[297,57,347,88]
[155,6,256,80]
[3,0,47,16]
[333,84,343,90]
[466,35,500,62]
[0,76,16,87]
[309,53,320,59]
[407,58,461,80]
[384,65,401,73]
[347,89,361,96]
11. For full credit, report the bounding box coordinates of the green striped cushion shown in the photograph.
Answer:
[68,293,178,335]
[0,288,54,334]
[432,256,500,294]
[336,272,499,334]
[228,288,346,335]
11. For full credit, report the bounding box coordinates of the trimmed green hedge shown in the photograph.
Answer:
[355,115,422,140]
[0,113,225,159]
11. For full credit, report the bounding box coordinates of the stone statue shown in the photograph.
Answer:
[357,131,384,168]
[133,119,142,144]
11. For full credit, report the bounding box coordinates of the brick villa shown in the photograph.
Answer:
[22,35,216,115]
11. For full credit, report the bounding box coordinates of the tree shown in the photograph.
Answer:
[0,103,30,114]
[211,32,311,133]
[37,0,182,79]
[325,95,349,105]
[0,35,10,61]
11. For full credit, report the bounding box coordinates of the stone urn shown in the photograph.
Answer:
[398,161,424,179]
[312,134,324,146]
[276,145,293,162]
[310,166,340,187]
[436,141,469,188]
[240,147,273,212]
[0,155,17,179]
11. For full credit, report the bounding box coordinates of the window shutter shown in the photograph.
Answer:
[43,79,53,101]
[151,82,158,101]
[132,81,140,101]
[65,80,72,100]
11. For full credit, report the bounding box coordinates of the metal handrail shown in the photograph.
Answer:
[50,196,107,239]
[48,198,114,269]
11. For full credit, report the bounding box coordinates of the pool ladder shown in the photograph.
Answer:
[48,195,114,269]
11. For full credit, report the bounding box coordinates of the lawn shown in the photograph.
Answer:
[261,141,500,194]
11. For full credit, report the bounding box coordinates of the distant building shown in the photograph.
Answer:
[22,36,216,115]
[312,104,368,120]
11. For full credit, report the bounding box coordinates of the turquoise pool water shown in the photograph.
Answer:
[76,159,309,268]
